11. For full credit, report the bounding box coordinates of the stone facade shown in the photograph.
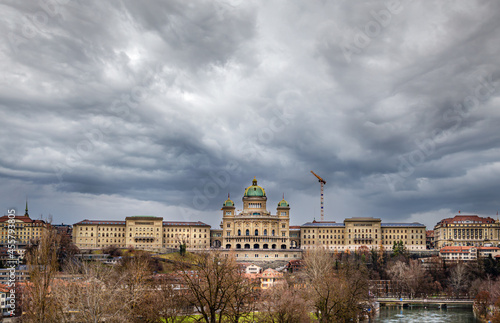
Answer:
[73,216,210,251]
[218,178,291,251]
[434,215,500,248]
[0,205,47,248]
[300,217,426,251]
[71,178,434,255]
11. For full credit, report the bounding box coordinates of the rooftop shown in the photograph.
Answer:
[74,219,209,226]
[301,222,345,227]
[75,220,126,225]
[162,221,210,226]
[381,223,425,227]
[0,215,47,224]
[436,215,496,226]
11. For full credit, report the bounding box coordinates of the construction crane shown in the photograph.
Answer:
[310,170,326,221]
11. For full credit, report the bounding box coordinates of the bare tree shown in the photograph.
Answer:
[387,260,408,297]
[303,248,369,323]
[116,251,153,315]
[60,261,132,322]
[405,260,429,299]
[177,251,252,323]
[260,280,310,323]
[133,275,188,323]
[22,226,61,322]
[225,267,258,323]
[449,263,469,298]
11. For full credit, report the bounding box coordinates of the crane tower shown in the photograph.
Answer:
[310,170,326,221]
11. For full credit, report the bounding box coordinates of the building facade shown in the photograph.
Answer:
[0,204,47,248]
[433,215,500,249]
[300,217,426,251]
[439,246,500,262]
[218,178,291,250]
[71,178,431,256]
[73,216,210,251]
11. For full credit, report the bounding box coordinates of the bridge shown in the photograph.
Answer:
[375,297,474,308]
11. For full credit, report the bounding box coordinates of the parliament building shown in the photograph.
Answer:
[219,177,292,250]
[72,177,427,257]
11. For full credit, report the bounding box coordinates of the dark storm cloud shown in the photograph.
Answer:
[1,0,499,228]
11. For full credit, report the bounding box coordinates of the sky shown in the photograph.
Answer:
[1,0,499,230]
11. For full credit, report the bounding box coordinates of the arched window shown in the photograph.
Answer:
[238,229,241,236]
[246,229,249,236]
[264,229,267,236]
[255,229,259,236]
[272,230,275,236]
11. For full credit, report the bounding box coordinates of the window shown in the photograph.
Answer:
[246,229,250,236]
[238,229,241,236]
[255,229,259,236]
[264,229,267,236]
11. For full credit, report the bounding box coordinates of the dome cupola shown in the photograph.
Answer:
[244,177,266,197]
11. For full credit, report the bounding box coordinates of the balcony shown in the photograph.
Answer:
[134,236,156,242]
[353,237,374,243]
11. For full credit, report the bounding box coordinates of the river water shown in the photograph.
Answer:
[373,305,479,322]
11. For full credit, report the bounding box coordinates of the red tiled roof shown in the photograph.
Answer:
[289,225,301,229]
[0,215,47,225]
[0,215,33,223]
[426,230,434,237]
[440,246,500,254]
[437,215,496,226]
[439,246,475,254]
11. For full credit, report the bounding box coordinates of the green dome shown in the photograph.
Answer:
[223,198,234,207]
[278,199,289,207]
[244,177,266,197]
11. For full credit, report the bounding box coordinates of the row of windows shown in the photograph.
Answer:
[227,223,287,228]
[302,240,424,245]
[384,235,423,240]
[78,238,208,244]
[80,226,208,232]
[304,228,425,234]
[81,227,124,231]
[236,229,276,236]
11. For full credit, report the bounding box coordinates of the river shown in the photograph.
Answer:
[373,305,479,322]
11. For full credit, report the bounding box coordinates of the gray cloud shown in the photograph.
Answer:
[1,0,499,230]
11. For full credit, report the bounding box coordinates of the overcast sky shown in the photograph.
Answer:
[1,0,499,230]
